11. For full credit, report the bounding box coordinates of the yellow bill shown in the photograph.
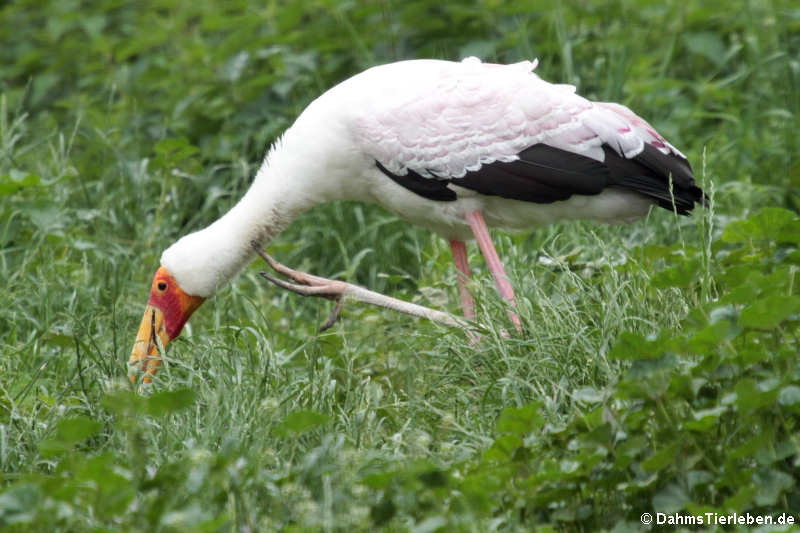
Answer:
[129,304,171,385]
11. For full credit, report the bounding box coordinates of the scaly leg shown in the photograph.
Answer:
[449,240,475,321]
[464,210,522,332]
[251,242,473,331]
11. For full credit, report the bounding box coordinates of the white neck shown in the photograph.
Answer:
[160,120,347,297]
[159,84,376,298]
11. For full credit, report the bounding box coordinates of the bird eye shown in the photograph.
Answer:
[157,281,167,291]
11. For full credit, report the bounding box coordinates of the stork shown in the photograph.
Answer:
[130,57,704,383]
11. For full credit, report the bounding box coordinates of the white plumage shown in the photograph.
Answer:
[146,56,703,345]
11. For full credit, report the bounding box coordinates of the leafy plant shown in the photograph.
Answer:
[1,0,798,531]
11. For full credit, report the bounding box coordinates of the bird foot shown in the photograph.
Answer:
[251,242,474,331]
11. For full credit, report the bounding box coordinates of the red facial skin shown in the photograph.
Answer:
[148,266,205,340]
[129,267,206,385]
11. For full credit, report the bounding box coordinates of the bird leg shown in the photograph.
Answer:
[449,240,475,320]
[318,297,345,332]
[464,210,522,332]
[251,243,472,331]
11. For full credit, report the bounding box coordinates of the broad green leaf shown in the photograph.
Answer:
[723,485,757,511]
[734,379,778,412]
[220,51,250,82]
[747,208,795,235]
[154,137,199,157]
[362,471,395,490]
[651,257,701,288]
[43,332,74,348]
[608,332,644,360]
[160,503,213,530]
[616,473,657,492]
[729,432,770,460]
[641,441,680,472]
[738,295,800,329]
[640,243,682,261]
[683,405,727,432]
[25,206,61,233]
[153,137,200,169]
[39,415,103,457]
[276,410,329,436]
[717,263,755,288]
[775,220,800,243]
[778,385,800,406]
[721,218,759,243]
[572,387,604,404]
[146,388,197,417]
[609,332,667,360]
[76,454,136,516]
[101,390,147,416]
[54,415,103,444]
[687,470,714,490]
[689,320,738,352]
[652,483,690,513]
[0,170,41,195]
[495,402,543,436]
[721,284,759,305]
[484,434,523,462]
[0,484,41,524]
[417,468,447,488]
[559,459,581,474]
[371,496,397,526]
[626,352,680,380]
[753,469,795,506]
[683,32,727,66]
[411,516,447,533]
[721,208,798,243]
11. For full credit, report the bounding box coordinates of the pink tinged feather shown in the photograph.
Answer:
[594,102,685,158]
[350,57,686,180]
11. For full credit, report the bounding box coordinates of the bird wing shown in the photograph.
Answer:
[351,58,648,177]
[346,58,701,211]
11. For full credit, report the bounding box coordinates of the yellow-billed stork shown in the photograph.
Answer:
[130,57,704,383]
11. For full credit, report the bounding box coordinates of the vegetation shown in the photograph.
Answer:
[1,0,798,531]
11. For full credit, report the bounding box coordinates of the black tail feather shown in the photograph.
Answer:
[602,144,705,215]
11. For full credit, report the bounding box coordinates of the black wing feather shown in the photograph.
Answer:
[375,142,705,215]
[451,145,610,203]
[453,159,578,203]
[375,160,456,201]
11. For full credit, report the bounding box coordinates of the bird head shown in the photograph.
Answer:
[129,266,205,384]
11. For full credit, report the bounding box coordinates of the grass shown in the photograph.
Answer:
[1,1,799,531]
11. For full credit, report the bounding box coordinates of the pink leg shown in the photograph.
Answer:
[464,210,522,332]
[449,240,475,320]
